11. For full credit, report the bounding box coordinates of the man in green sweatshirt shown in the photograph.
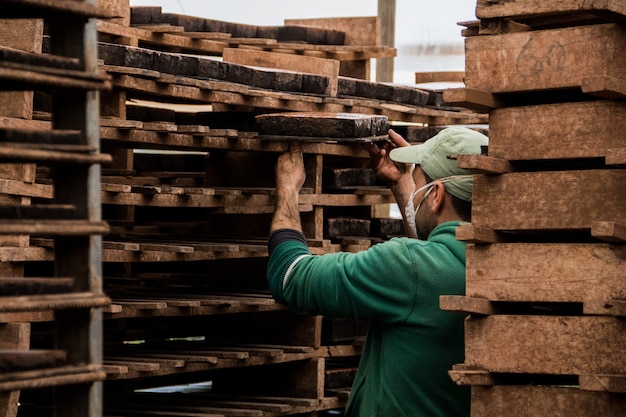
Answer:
[267,127,488,416]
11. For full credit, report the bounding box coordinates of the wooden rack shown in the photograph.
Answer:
[0,1,111,417]
[441,1,626,416]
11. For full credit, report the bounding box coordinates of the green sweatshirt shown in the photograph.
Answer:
[267,221,469,417]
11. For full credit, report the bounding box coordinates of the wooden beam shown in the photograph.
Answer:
[376,0,396,82]
[466,243,626,303]
[466,315,626,375]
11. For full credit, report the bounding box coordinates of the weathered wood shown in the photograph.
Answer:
[465,243,626,302]
[325,218,371,238]
[0,0,112,19]
[455,224,503,243]
[285,17,380,46]
[448,364,495,386]
[465,315,626,374]
[440,295,495,315]
[255,112,388,138]
[415,71,465,83]
[0,277,74,296]
[442,87,502,112]
[581,75,626,99]
[223,48,338,96]
[489,101,626,160]
[583,299,626,317]
[580,374,626,393]
[456,154,511,174]
[471,385,626,417]
[0,220,109,236]
[0,364,106,391]
[0,292,110,313]
[472,170,626,231]
[465,24,626,93]
[0,350,67,372]
[476,0,626,21]
[592,221,626,242]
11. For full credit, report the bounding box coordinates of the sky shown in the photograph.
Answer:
[128,0,478,82]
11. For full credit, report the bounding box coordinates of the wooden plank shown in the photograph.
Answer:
[0,0,113,19]
[581,75,626,99]
[255,112,387,138]
[0,277,74,296]
[456,154,512,174]
[465,315,626,374]
[285,17,381,46]
[448,364,495,386]
[0,365,106,392]
[442,87,502,112]
[440,295,495,315]
[0,220,109,236]
[592,221,626,242]
[455,224,503,243]
[465,24,626,93]
[606,148,626,166]
[0,145,111,164]
[222,48,339,96]
[583,299,626,317]
[465,243,626,303]
[580,374,626,393]
[476,0,626,21]
[415,71,465,83]
[0,292,110,313]
[489,100,626,160]
[472,170,626,231]
[0,350,66,372]
[471,385,626,417]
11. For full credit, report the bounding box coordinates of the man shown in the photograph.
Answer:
[267,127,488,416]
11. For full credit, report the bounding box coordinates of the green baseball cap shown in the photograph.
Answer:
[389,127,488,201]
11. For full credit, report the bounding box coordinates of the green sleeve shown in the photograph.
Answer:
[268,238,419,321]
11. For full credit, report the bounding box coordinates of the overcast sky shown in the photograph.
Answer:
[128,0,477,80]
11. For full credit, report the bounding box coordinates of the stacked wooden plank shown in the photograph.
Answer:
[441,1,626,416]
[0,2,486,417]
[0,1,112,417]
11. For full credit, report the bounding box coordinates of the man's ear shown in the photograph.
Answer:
[429,181,446,213]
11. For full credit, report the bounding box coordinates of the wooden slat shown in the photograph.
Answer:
[0,292,110,313]
[0,277,74,296]
[581,75,626,99]
[465,243,626,303]
[465,24,626,93]
[455,154,512,174]
[0,145,111,164]
[442,87,502,112]
[0,0,113,18]
[592,221,626,242]
[583,299,626,317]
[471,385,626,417]
[489,100,626,161]
[0,350,66,372]
[580,374,626,393]
[255,112,387,138]
[465,315,626,374]
[0,364,106,391]
[439,295,495,315]
[472,170,626,232]
[222,48,339,96]
[475,0,626,21]
[0,220,109,235]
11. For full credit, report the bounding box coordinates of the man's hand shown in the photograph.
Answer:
[271,141,306,233]
[364,129,413,186]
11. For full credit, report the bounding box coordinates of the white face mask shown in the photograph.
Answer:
[404,174,474,239]
[405,183,435,238]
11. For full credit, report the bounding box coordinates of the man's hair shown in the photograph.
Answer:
[424,173,472,222]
